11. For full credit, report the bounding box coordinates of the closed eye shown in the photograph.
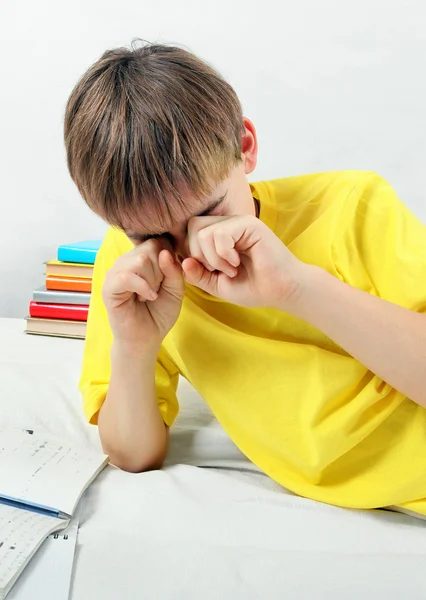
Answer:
[197,193,227,218]
[126,192,227,244]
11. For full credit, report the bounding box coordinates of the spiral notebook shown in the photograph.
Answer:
[0,429,108,599]
[8,520,78,600]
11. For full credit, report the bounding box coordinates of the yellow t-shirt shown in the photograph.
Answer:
[80,171,426,516]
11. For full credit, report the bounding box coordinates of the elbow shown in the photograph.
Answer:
[110,451,166,473]
[100,433,168,474]
[98,409,169,473]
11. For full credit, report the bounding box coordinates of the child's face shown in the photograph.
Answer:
[123,118,258,260]
[124,162,256,259]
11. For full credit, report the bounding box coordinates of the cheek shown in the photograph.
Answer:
[227,194,256,217]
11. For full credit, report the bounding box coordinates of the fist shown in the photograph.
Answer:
[182,215,309,310]
[102,239,184,351]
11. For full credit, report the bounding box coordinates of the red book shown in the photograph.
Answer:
[29,301,89,321]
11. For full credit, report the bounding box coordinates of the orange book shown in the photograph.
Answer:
[46,275,92,293]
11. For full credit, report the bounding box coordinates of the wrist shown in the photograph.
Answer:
[275,264,330,319]
[111,338,161,362]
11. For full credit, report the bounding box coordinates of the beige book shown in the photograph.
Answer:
[45,260,93,279]
[24,317,86,339]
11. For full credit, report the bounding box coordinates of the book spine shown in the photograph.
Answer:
[57,247,98,264]
[29,302,89,321]
[33,289,91,305]
[45,277,92,293]
[45,265,93,279]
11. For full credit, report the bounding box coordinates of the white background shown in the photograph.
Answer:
[0,0,425,317]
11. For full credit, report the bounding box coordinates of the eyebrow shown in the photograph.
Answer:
[125,192,227,243]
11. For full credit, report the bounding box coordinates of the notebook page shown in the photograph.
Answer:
[0,430,108,516]
[8,519,78,600]
[0,505,68,600]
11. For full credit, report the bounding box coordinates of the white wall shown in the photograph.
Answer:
[0,0,425,317]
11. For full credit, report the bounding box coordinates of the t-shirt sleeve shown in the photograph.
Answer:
[79,227,180,426]
[333,172,426,314]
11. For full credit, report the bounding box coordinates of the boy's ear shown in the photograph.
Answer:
[241,117,258,175]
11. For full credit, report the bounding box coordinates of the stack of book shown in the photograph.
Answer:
[25,240,101,340]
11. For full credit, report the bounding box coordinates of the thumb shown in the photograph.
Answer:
[182,258,219,296]
[158,250,184,298]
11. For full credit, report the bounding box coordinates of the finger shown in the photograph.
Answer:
[182,257,220,296]
[112,271,158,302]
[158,250,185,298]
[186,229,212,272]
[213,230,240,268]
[117,252,161,293]
[116,239,166,292]
[148,254,164,293]
[197,229,238,278]
[188,225,233,274]
[187,218,217,272]
[188,216,242,273]
[136,239,170,292]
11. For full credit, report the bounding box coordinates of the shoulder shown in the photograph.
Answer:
[311,171,412,242]
[328,173,426,305]
[254,170,373,209]
[97,226,133,265]
[272,170,403,226]
[253,171,380,245]
[336,171,410,229]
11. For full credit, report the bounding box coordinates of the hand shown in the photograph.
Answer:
[183,215,311,311]
[102,239,184,352]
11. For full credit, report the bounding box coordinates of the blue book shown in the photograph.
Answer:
[57,240,102,264]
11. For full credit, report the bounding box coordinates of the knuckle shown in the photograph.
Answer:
[144,238,161,251]
[213,229,227,245]
[117,271,131,288]
[197,227,210,243]
[135,253,150,269]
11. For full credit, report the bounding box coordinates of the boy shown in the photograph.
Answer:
[64,42,426,517]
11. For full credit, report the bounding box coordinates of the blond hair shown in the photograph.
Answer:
[64,41,244,230]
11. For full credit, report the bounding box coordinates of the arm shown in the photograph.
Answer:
[98,342,168,472]
[181,174,426,409]
[285,174,426,406]
[80,230,183,472]
[289,267,426,407]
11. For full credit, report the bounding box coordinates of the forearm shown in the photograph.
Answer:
[98,341,168,472]
[290,267,426,407]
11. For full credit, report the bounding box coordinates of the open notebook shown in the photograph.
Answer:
[8,519,79,600]
[0,429,108,599]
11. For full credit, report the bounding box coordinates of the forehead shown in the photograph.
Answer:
[120,200,196,236]
[121,184,225,236]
